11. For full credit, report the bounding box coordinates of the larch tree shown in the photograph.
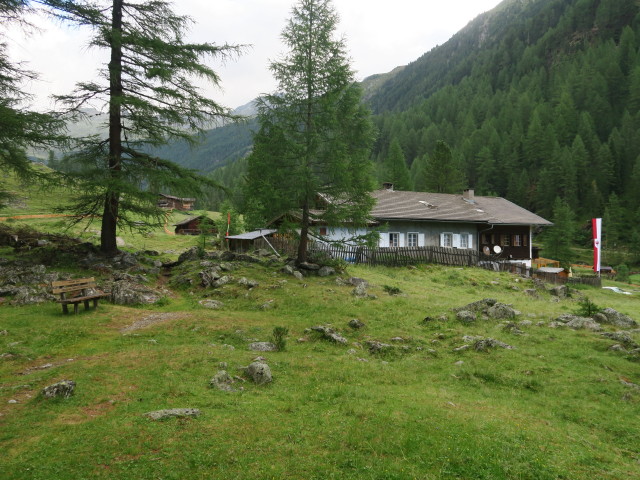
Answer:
[0,0,66,207]
[244,0,375,264]
[43,0,241,255]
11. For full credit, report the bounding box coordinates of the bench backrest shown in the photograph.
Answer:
[52,277,98,296]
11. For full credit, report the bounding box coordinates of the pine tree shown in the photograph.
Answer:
[382,138,411,190]
[423,140,466,193]
[546,197,575,267]
[45,0,241,254]
[244,0,375,264]
[0,0,66,207]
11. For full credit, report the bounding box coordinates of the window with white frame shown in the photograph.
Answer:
[441,232,453,247]
[407,232,419,247]
[460,233,469,249]
[389,232,400,247]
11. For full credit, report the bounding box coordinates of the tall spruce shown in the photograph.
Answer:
[423,140,466,193]
[44,0,241,254]
[382,138,411,190]
[0,0,66,207]
[244,0,375,263]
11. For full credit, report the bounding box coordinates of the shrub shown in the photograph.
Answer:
[574,297,601,317]
[271,326,289,351]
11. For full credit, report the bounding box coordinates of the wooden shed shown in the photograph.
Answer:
[174,215,216,235]
[226,229,278,253]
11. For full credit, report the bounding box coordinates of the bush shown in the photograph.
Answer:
[574,297,601,317]
[271,326,289,351]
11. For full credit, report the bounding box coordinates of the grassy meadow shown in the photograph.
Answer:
[1,252,640,479]
[1,173,639,479]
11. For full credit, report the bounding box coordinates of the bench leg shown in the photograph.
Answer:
[84,300,90,310]
[62,304,69,314]
[93,298,99,308]
[73,303,79,314]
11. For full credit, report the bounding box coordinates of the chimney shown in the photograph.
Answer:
[463,189,475,203]
[382,182,394,191]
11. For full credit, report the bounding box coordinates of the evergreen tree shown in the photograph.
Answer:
[546,197,575,267]
[244,0,375,263]
[0,0,66,207]
[423,140,466,193]
[46,0,241,254]
[382,138,411,190]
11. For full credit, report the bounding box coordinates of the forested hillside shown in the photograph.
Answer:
[168,0,640,260]
[369,0,640,247]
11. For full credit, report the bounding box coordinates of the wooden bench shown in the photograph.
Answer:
[51,277,108,314]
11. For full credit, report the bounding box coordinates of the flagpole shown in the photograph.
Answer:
[592,218,602,276]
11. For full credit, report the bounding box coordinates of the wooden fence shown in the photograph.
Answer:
[247,238,603,287]
[307,243,479,267]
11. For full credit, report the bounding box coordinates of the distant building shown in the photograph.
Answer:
[157,193,196,211]
[174,215,216,235]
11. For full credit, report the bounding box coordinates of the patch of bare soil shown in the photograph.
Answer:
[119,312,190,333]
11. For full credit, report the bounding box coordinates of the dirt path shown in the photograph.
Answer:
[0,214,74,221]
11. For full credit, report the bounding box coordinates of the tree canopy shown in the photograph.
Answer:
[44,0,241,254]
[244,0,375,263]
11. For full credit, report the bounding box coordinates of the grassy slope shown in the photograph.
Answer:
[1,255,639,479]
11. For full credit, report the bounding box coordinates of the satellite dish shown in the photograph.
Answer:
[483,246,491,255]
[493,245,502,254]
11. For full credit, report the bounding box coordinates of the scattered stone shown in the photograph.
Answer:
[609,344,627,352]
[120,312,188,333]
[42,380,76,399]
[348,318,365,329]
[246,361,272,385]
[200,267,222,287]
[293,271,304,281]
[565,317,602,331]
[549,285,568,298]
[348,277,369,287]
[453,345,470,352]
[502,322,524,335]
[518,320,533,327]
[486,303,520,319]
[281,265,295,276]
[248,342,277,352]
[620,379,640,390]
[238,277,259,289]
[212,276,231,288]
[0,330,7,335]
[453,298,496,313]
[524,289,538,298]
[298,262,320,271]
[110,280,162,305]
[199,299,224,309]
[252,356,267,363]
[145,408,200,420]
[365,340,394,354]
[474,338,514,351]
[601,332,639,348]
[310,325,348,345]
[209,370,237,391]
[456,310,476,323]
[454,360,464,366]
[390,337,405,342]
[260,300,274,310]
[352,283,368,298]
[347,348,357,355]
[8,399,18,404]
[318,266,336,277]
[595,308,637,328]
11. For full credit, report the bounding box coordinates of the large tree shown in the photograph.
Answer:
[423,140,466,193]
[0,0,65,207]
[44,0,241,254]
[244,0,375,263]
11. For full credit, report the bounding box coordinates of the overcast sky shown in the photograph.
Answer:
[7,0,503,111]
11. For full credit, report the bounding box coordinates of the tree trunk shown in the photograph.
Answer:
[101,0,123,256]
[296,200,310,264]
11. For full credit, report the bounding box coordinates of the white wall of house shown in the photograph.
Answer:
[319,226,370,245]
[376,221,478,250]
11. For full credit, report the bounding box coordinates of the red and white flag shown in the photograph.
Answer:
[592,218,602,274]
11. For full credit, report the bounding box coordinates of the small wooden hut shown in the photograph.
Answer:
[174,215,216,235]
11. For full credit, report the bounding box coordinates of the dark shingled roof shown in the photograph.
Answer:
[370,189,551,226]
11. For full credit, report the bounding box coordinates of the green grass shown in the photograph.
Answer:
[1,257,639,479]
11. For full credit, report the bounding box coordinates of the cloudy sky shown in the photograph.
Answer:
[7,0,502,111]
